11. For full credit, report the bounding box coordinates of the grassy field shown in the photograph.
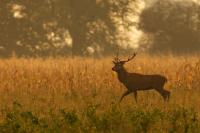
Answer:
[0,55,200,133]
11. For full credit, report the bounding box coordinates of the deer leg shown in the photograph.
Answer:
[133,91,138,103]
[156,88,170,102]
[164,89,170,101]
[162,89,170,101]
[119,91,131,103]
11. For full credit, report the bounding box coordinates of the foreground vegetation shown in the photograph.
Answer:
[0,55,200,132]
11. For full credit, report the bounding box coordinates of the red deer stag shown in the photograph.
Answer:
[112,53,170,103]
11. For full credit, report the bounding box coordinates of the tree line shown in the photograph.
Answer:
[1,0,200,57]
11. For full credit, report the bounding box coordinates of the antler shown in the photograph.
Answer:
[113,47,120,63]
[123,53,137,63]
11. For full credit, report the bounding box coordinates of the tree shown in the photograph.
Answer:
[0,0,50,57]
[0,0,136,57]
[49,0,136,56]
[138,0,200,54]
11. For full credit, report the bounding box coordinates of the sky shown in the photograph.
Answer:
[126,0,145,50]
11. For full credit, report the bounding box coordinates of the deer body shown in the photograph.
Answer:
[112,53,170,102]
[117,68,167,91]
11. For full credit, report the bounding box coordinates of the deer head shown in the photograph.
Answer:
[112,52,137,72]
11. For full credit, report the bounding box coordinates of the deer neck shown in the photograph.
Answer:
[117,67,128,82]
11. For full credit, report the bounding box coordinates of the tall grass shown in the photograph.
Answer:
[0,55,199,132]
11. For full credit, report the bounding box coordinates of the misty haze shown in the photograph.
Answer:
[0,0,200,132]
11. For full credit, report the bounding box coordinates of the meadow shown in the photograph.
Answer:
[0,55,199,133]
